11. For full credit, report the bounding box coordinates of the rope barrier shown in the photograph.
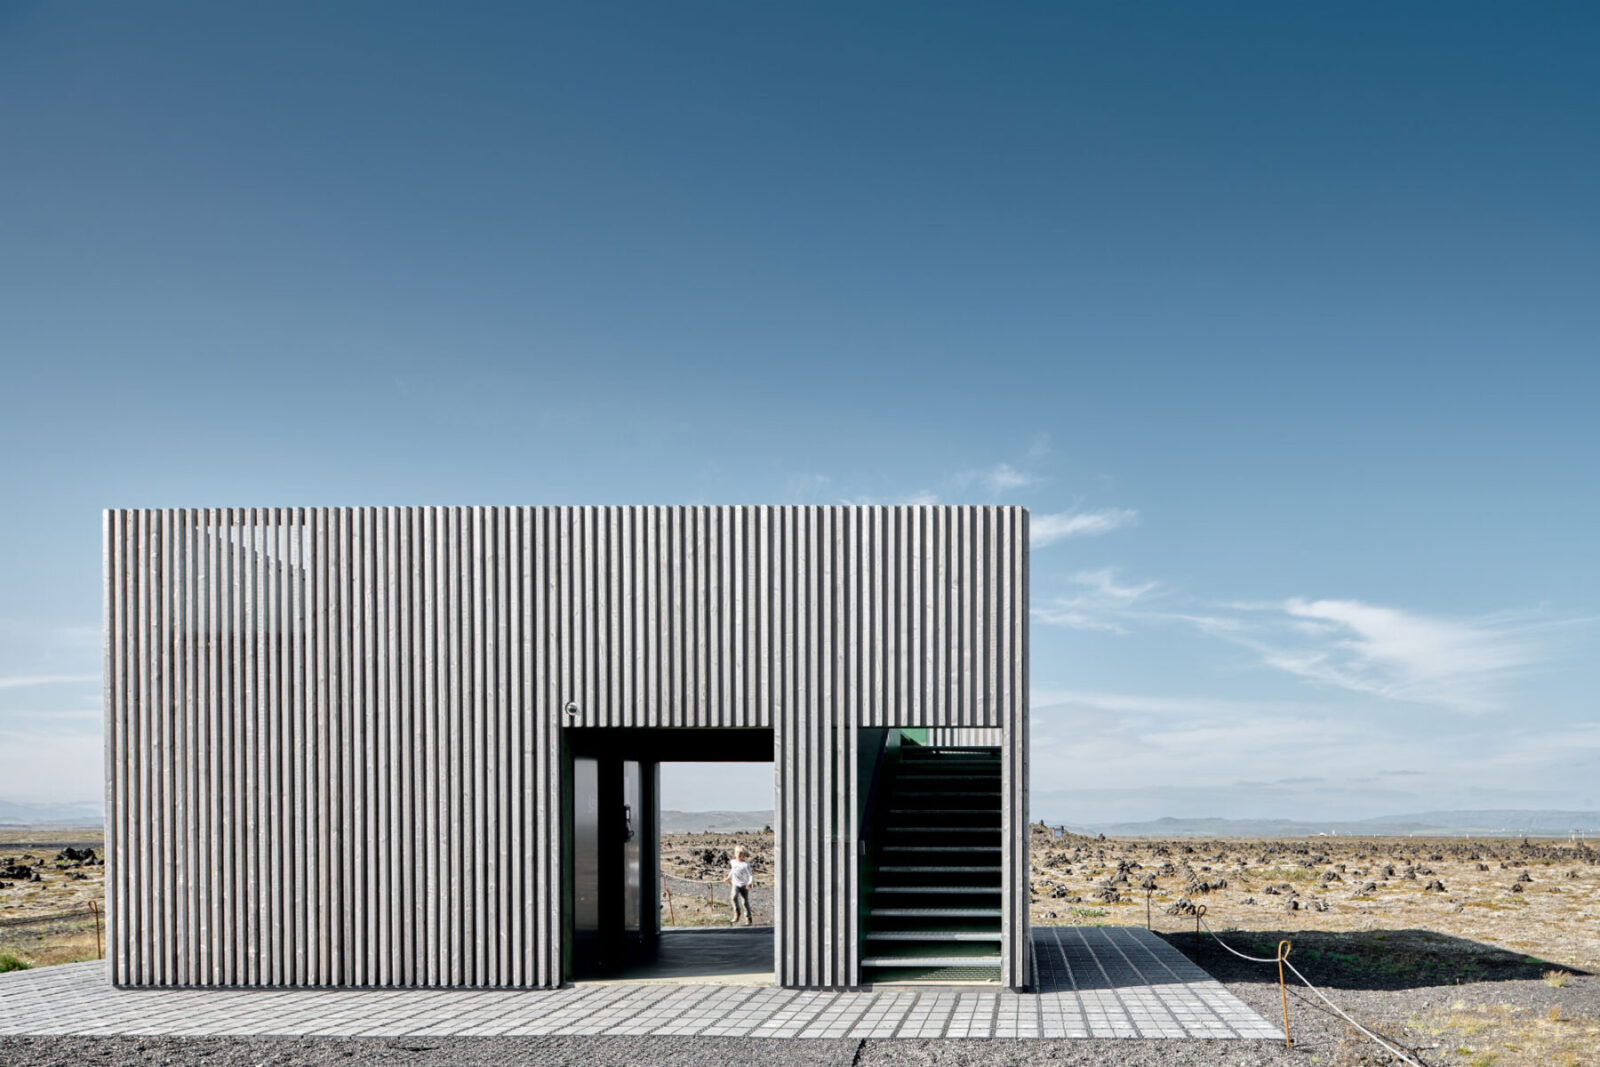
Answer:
[1277,940,1292,1053]
[1195,914,1428,1066]
[1194,915,1282,963]
[1279,955,1427,1067]
[0,905,101,929]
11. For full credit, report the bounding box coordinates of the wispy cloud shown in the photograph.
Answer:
[841,490,941,506]
[1030,689,1396,821]
[1028,686,1600,823]
[1228,598,1545,714]
[783,473,833,502]
[1030,508,1139,546]
[1032,687,1273,717]
[953,461,1041,496]
[4,706,102,721]
[1031,565,1579,714]
[1031,568,1159,633]
[1071,569,1157,602]
[785,473,940,507]
[0,674,99,690]
[795,435,1071,508]
[981,463,1034,494]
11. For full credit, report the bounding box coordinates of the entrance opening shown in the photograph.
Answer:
[563,728,774,984]
[652,760,774,983]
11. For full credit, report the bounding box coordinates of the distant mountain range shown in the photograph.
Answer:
[660,809,772,833]
[0,799,103,827]
[1058,810,1600,838]
[6,800,1595,838]
[1,800,777,834]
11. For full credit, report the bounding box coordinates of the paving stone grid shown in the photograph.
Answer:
[0,926,1279,1040]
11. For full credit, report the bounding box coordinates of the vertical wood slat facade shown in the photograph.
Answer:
[105,505,1029,990]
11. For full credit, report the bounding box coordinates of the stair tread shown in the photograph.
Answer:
[866,744,1005,983]
[875,886,1002,895]
[874,848,1002,857]
[896,772,1001,778]
[896,787,1002,791]
[888,811,1001,817]
[896,771,992,780]
[863,930,1003,941]
[870,908,1003,916]
[895,783,999,787]
[899,758,1000,764]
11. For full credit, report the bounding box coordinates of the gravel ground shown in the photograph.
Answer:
[5,974,1597,1066]
[1172,929,1600,1065]
[0,1034,1300,1067]
[661,871,775,924]
[0,993,1451,1067]
[1228,975,1600,1064]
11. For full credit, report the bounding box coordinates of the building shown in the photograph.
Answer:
[103,505,1029,990]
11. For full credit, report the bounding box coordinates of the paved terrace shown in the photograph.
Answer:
[0,926,1278,1041]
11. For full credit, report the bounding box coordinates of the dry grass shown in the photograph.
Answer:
[0,831,107,969]
[0,922,101,969]
[659,829,774,882]
[659,830,772,927]
[6,825,1596,981]
[0,828,102,846]
[0,846,106,922]
[1030,830,1600,974]
[1413,1000,1600,1067]
[661,884,745,927]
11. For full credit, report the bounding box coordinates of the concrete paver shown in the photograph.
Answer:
[0,926,1279,1040]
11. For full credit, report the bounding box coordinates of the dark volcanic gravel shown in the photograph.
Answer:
[5,974,1598,1067]
[0,1035,1302,1067]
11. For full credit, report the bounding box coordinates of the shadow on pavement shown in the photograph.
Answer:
[1153,926,1589,990]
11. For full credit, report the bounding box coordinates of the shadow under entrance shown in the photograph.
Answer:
[564,727,774,983]
[578,927,775,986]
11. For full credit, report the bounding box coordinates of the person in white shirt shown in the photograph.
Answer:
[728,846,754,925]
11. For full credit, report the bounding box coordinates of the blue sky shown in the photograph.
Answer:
[2,2,1596,822]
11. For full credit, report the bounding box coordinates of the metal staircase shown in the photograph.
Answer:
[861,744,1003,984]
